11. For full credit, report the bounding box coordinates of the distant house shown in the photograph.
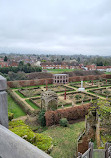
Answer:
[0,58,4,62]
[86,64,97,71]
[8,61,18,67]
[34,61,41,67]
[97,66,111,72]
[0,62,9,68]
[41,62,79,70]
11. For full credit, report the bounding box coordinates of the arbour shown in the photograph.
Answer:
[41,90,58,111]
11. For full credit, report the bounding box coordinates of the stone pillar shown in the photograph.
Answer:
[0,75,8,128]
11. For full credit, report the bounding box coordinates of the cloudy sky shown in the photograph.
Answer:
[0,0,111,55]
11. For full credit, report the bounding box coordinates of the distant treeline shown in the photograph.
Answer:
[0,64,42,74]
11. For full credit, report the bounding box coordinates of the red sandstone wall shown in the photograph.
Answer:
[7,74,111,88]
[7,78,53,88]
[69,74,107,82]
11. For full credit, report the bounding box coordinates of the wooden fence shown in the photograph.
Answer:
[105,143,111,158]
[77,142,93,158]
[77,142,111,158]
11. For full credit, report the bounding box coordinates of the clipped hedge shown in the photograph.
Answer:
[45,103,90,126]
[9,120,53,152]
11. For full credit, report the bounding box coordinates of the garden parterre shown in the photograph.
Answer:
[11,79,111,112]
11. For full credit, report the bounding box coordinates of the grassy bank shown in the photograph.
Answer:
[8,95,26,118]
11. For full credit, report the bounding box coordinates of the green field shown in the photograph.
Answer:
[47,69,81,74]
[8,95,26,118]
[105,72,111,75]
[42,121,85,158]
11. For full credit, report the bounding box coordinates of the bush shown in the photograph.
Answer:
[8,112,14,121]
[75,94,82,100]
[38,110,46,127]
[59,118,69,127]
[9,120,52,152]
[35,133,53,152]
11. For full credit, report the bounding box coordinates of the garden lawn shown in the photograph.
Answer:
[8,95,26,118]
[105,72,111,75]
[25,99,40,110]
[42,121,85,158]
[11,84,53,90]
[15,90,26,98]
[47,69,81,74]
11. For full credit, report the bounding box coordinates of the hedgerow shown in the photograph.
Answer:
[45,103,90,126]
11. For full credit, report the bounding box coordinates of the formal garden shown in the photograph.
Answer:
[69,79,111,89]
[18,87,43,97]
[89,87,111,98]
[8,78,111,114]
[58,91,98,107]
[7,78,111,158]
[43,85,74,93]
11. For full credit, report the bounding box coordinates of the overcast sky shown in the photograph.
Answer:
[0,0,111,55]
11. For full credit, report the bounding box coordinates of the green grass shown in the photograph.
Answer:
[76,100,91,105]
[85,86,98,89]
[15,90,26,98]
[47,69,81,74]
[88,91,107,98]
[58,104,72,109]
[56,90,75,94]
[105,72,111,75]
[11,84,53,90]
[42,121,85,158]
[15,90,41,98]
[25,99,40,110]
[8,95,26,118]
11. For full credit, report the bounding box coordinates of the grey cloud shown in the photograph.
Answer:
[0,0,111,55]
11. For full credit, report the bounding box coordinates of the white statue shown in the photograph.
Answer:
[78,80,85,91]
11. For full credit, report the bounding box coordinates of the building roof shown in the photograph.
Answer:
[53,74,68,76]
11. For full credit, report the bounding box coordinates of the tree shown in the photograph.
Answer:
[27,63,31,66]
[77,57,80,63]
[19,61,24,66]
[4,56,8,62]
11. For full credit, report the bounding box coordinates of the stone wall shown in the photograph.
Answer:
[0,75,8,128]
